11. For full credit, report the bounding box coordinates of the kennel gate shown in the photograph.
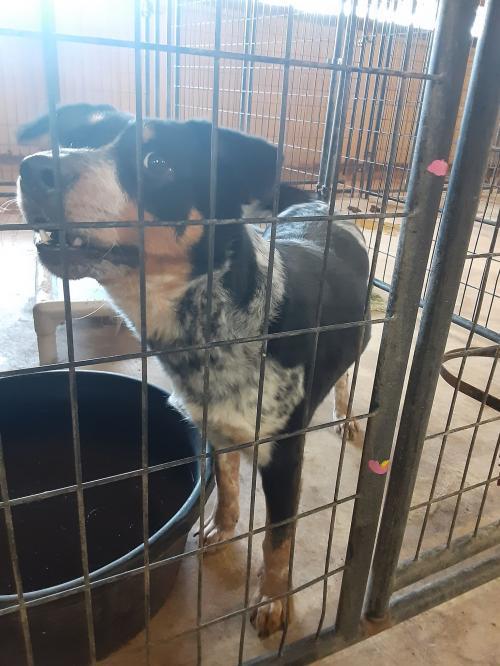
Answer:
[0,0,499,664]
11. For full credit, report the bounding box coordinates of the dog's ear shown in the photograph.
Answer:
[185,120,279,216]
[17,103,132,149]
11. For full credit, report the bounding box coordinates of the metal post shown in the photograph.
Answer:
[239,0,256,131]
[366,0,500,621]
[317,12,347,197]
[334,0,479,641]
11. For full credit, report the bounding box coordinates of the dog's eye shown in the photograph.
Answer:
[143,152,175,179]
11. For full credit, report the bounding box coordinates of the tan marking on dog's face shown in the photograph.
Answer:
[64,153,204,284]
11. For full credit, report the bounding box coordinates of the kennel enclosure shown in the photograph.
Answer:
[0,0,499,664]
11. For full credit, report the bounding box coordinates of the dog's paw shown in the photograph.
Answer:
[250,594,293,638]
[197,515,236,549]
[336,417,359,441]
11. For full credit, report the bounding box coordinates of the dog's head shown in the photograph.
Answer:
[17,103,286,282]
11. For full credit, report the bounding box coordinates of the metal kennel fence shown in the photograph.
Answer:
[0,0,498,664]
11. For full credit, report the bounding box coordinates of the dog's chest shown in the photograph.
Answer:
[149,271,305,452]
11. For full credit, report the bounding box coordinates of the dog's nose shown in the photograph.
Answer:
[19,154,55,192]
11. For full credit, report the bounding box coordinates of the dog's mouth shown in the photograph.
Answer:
[35,227,140,277]
[36,228,89,249]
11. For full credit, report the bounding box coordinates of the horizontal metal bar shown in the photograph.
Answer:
[373,278,500,343]
[0,520,351,617]
[0,27,440,81]
[0,406,374,511]
[0,316,388,380]
[0,210,410,233]
[389,551,500,624]
[466,251,500,259]
[409,474,500,512]
[425,413,500,442]
[394,519,500,591]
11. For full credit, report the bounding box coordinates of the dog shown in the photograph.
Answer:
[17,103,370,638]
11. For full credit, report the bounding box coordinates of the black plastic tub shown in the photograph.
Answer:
[0,370,212,666]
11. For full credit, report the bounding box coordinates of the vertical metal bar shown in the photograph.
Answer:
[237,7,294,662]
[318,5,417,634]
[134,2,151,663]
[317,11,347,197]
[342,1,373,174]
[144,3,151,117]
[334,0,478,641]
[366,0,500,623]
[154,0,161,117]
[244,0,258,133]
[446,347,499,544]
[0,436,34,666]
[174,0,181,120]
[195,4,222,663]
[166,0,174,118]
[40,2,97,663]
[239,0,254,131]
[474,431,500,535]
[419,210,499,552]
[321,5,360,201]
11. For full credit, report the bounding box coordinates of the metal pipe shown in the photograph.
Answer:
[390,552,500,624]
[317,12,347,196]
[394,519,500,591]
[373,277,500,343]
[335,0,478,641]
[366,0,500,622]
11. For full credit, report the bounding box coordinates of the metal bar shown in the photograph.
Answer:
[283,1,362,647]
[154,0,161,117]
[0,316,384,382]
[424,412,500,443]
[418,210,500,553]
[335,0,478,641]
[0,27,444,80]
[0,435,34,666]
[474,432,500,534]
[317,11,347,195]
[238,7,295,660]
[166,0,174,118]
[144,3,151,117]
[174,0,181,119]
[409,474,500,513]
[194,3,222,662]
[322,4,360,200]
[389,552,500,625]
[366,0,500,622]
[133,2,151,663]
[364,16,398,194]
[0,209,409,233]
[374,277,500,344]
[0,497,357,620]
[40,2,97,663]
[394,519,500,591]
[239,0,255,131]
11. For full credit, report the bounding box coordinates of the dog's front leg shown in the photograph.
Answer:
[334,371,359,440]
[202,450,240,547]
[250,435,304,638]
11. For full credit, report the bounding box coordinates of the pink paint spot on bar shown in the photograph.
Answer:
[368,459,390,475]
[427,159,448,176]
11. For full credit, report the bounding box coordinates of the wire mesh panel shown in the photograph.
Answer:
[0,1,497,665]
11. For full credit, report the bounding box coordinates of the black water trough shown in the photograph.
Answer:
[0,370,212,666]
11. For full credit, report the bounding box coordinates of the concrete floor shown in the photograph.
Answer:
[0,216,498,665]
